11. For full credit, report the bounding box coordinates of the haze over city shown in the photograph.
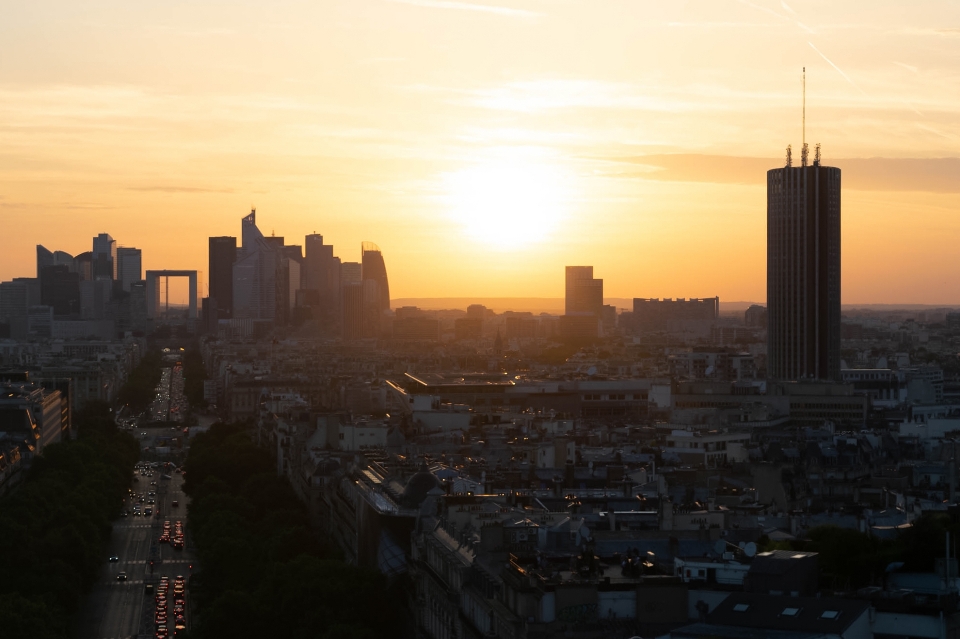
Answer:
[7,4,960,639]
[4,1,960,303]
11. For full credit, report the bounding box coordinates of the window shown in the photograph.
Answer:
[781,607,800,617]
[820,610,840,620]
[732,604,750,612]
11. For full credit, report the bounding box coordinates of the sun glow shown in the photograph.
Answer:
[442,152,573,250]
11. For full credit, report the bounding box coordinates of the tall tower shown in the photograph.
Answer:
[565,266,602,316]
[361,242,389,338]
[92,233,117,280]
[209,236,237,318]
[116,247,142,292]
[767,150,841,381]
[340,262,363,341]
[232,210,278,321]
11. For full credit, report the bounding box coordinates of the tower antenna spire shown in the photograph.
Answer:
[801,67,809,166]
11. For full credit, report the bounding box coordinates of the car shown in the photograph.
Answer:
[117,572,128,581]
[171,500,179,507]
[109,556,119,562]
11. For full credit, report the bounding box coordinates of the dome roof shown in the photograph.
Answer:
[401,464,441,508]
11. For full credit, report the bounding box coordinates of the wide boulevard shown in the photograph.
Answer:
[75,424,195,639]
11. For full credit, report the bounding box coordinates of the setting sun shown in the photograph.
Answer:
[442,151,573,250]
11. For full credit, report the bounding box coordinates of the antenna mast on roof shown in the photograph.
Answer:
[801,67,809,167]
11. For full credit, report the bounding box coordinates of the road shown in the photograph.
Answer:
[75,425,195,639]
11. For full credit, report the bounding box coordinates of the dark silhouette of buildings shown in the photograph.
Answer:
[341,262,363,341]
[39,265,80,316]
[767,149,841,381]
[304,233,341,326]
[92,233,116,280]
[361,242,390,338]
[744,304,768,328]
[633,297,719,334]
[208,236,237,319]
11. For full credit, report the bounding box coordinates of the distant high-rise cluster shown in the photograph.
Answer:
[206,210,389,339]
[0,234,143,339]
[767,150,841,381]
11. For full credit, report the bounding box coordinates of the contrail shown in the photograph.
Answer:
[808,41,867,95]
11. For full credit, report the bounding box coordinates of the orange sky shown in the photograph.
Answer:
[2,1,959,304]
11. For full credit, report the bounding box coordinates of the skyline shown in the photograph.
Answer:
[4,1,960,303]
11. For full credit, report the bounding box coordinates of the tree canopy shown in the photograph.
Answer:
[182,423,403,639]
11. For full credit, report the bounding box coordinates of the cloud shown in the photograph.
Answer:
[808,41,867,96]
[381,0,539,18]
[893,61,919,73]
[601,154,960,193]
[127,185,234,193]
[737,0,790,20]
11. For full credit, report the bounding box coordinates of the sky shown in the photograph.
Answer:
[2,0,960,304]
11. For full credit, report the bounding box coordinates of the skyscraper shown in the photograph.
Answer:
[361,242,390,338]
[92,233,117,280]
[340,262,363,341]
[39,265,81,316]
[304,233,340,324]
[208,236,237,319]
[565,266,603,316]
[37,245,75,277]
[562,266,603,340]
[116,247,142,292]
[232,210,278,321]
[767,147,841,381]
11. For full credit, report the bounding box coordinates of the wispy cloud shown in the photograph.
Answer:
[894,61,919,73]
[808,41,867,95]
[127,185,234,193]
[737,0,787,19]
[604,154,960,193]
[382,0,539,18]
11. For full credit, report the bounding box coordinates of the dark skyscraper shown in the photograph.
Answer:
[340,262,363,341]
[92,233,117,280]
[209,236,237,319]
[39,265,81,316]
[361,242,390,338]
[304,233,340,324]
[767,148,841,381]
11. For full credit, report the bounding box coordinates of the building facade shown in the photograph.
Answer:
[767,157,841,381]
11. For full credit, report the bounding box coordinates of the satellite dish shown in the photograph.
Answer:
[587,366,597,376]
[714,540,727,555]
[744,542,757,558]
[705,366,715,377]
